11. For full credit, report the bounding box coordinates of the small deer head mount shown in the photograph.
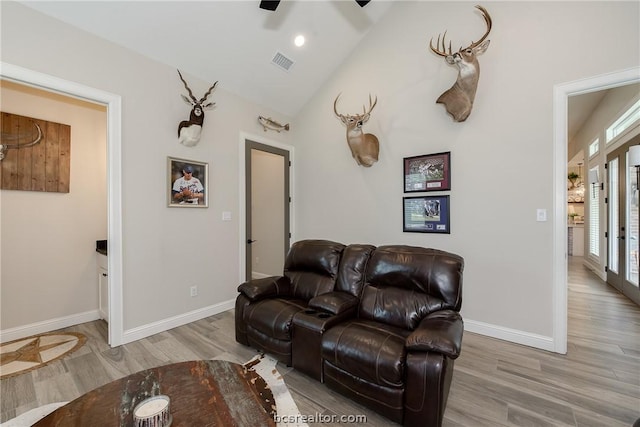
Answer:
[177,69,218,147]
[333,93,379,167]
[429,5,492,122]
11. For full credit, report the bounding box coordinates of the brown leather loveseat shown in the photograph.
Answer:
[235,240,464,427]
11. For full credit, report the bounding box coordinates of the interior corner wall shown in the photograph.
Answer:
[1,2,293,334]
[0,80,107,330]
[290,1,640,343]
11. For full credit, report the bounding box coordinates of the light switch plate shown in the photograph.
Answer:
[222,211,232,221]
[536,209,547,222]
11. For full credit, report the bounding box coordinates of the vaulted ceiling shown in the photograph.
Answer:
[21,0,395,117]
[18,0,633,139]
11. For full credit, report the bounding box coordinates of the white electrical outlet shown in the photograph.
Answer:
[190,286,198,297]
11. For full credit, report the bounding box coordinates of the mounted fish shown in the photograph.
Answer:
[333,93,379,167]
[177,69,218,147]
[429,5,492,122]
[258,116,290,133]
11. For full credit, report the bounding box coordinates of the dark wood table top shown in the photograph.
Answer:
[34,359,276,427]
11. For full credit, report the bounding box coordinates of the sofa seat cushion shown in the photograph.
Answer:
[244,298,307,341]
[321,319,410,388]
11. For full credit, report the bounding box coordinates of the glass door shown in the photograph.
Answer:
[606,138,640,306]
[607,155,622,288]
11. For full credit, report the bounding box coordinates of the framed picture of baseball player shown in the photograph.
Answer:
[167,156,208,208]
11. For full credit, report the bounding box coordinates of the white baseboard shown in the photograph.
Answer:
[1,302,556,354]
[0,310,100,344]
[464,319,555,352]
[583,258,606,281]
[121,299,236,345]
[251,271,272,279]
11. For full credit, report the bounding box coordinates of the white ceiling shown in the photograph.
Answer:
[21,0,396,117]
[568,90,608,146]
[17,0,635,138]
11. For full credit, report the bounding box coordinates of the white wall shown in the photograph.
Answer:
[290,1,640,340]
[1,2,293,334]
[0,80,107,329]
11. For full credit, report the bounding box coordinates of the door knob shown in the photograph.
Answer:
[247,239,257,244]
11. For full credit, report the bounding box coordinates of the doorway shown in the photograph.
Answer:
[554,66,640,354]
[244,139,291,280]
[606,136,640,306]
[0,62,124,346]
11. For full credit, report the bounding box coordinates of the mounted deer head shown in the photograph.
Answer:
[429,5,492,122]
[177,69,218,147]
[333,93,379,167]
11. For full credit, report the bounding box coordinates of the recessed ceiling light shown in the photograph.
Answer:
[294,35,305,47]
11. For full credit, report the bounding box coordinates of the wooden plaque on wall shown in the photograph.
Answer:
[0,112,70,193]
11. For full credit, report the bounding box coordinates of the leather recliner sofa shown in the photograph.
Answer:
[235,240,464,427]
[235,239,345,365]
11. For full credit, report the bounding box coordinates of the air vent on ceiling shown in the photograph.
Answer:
[271,51,294,72]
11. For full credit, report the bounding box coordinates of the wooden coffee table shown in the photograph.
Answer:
[34,359,276,426]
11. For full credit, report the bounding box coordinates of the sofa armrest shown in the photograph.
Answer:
[308,292,358,316]
[405,310,463,359]
[237,276,291,301]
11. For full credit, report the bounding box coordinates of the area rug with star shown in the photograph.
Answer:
[0,332,87,379]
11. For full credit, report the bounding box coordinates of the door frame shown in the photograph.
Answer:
[238,132,294,283]
[1,62,124,346]
[245,140,290,280]
[553,66,640,354]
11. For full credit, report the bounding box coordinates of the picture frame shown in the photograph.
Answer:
[403,195,450,233]
[167,156,208,208]
[403,151,451,193]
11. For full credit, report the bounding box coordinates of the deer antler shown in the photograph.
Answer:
[364,94,377,115]
[177,69,197,103]
[429,5,492,56]
[0,122,43,161]
[199,81,218,104]
[333,94,347,120]
[467,5,492,50]
[429,31,453,57]
[0,122,42,149]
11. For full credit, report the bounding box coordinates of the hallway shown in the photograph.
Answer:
[567,256,639,356]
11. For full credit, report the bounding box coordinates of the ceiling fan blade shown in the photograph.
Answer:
[259,1,280,11]
[355,0,371,7]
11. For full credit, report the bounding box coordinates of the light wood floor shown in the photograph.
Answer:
[1,257,639,426]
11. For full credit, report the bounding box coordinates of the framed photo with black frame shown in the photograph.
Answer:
[167,156,208,208]
[403,195,450,234]
[403,151,451,193]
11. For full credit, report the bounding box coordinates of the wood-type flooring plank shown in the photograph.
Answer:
[1,257,638,426]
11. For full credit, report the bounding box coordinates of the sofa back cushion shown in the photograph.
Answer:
[359,245,464,330]
[335,244,376,297]
[284,240,345,300]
